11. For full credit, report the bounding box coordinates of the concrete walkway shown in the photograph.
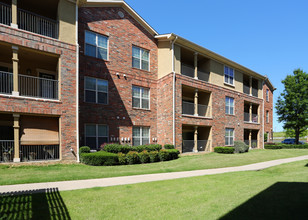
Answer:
[1,155,308,195]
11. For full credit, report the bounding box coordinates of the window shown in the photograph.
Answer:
[266,110,269,123]
[85,124,108,149]
[132,46,149,71]
[85,31,108,60]
[225,128,234,146]
[225,97,234,115]
[132,86,150,109]
[133,127,150,146]
[266,89,269,102]
[85,77,108,104]
[224,66,234,85]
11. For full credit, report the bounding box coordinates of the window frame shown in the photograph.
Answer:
[225,128,234,146]
[84,76,108,104]
[84,30,109,60]
[84,124,109,149]
[132,126,150,146]
[224,65,234,86]
[132,85,150,110]
[132,46,150,71]
[225,96,235,115]
[266,110,269,123]
[266,89,269,102]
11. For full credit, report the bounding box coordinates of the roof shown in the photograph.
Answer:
[264,77,276,91]
[79,0,158,36]
[156,33,267,80]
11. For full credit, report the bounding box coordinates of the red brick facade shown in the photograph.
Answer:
[263,81,274,142]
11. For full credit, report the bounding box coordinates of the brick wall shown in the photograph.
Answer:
[263,82,274,141]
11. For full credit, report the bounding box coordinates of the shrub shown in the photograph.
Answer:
[80,151,118,166]
[79,146,90,154]
[165,149,180,160]
[139,150,150,163]
[126,151,140,165]
[265,144,308,149]
[117,152,127,165]
[233,141,249,153]
[214,147,235,154]
[264,133,268,142]
[149,151,159,163]
[164,144,175,149]
[134,144,162,152]
[104,144,131,154]
[158,149,170,161]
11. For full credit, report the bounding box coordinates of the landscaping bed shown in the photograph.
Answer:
[265,143,308,149]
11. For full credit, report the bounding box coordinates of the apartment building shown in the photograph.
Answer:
[264,79,275,142]
[0,0,78,163]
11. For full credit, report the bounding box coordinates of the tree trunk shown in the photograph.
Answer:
[295,128,300,144]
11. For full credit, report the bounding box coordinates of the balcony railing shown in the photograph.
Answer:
[0,2,58,39]
[20,145,59,162]
[244,112,250,122]
[243,84,250,95]
[182,101,211,117]
[0,71,58,100]
[0,140,14,163]
[252,87,258,97]
[252,114,258,123]
[181,64,209,82]
[182,140,210,153]
[244,112,258,123]
[244,139,258,148]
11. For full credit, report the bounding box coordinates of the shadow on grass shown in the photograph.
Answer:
[220,182,308,220]
[0,188,70,220]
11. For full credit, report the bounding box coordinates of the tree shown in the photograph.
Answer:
[276,69,308,144]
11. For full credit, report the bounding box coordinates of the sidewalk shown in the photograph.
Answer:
[1,155,307,195]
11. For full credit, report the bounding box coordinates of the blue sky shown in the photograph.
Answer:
[126,0,308,132]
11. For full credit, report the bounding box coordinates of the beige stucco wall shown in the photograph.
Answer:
[157,41,172,79]
[58,0,76,44]
[174,44,181,74]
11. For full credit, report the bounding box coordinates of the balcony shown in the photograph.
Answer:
[244,102,259,123]
[181,64,210,82]
[0,140,14,162]
[0,2,58,39]
[182,125,211,153]
[182,140,211,153]
[252,87,258,97]
[182,101,211,117]
[244,129,259,149]
[243,84,250,95]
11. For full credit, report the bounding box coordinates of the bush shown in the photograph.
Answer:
[158,149,170,161]
[214,147,235,154]
[264,133,268,142]
[233,141,249,153]
[265,144,308,149]
[164,144,175,149]
[80,151,118,166]
[139,150,150,163]
[103,144,162,154]
[117,152,127,165]
[79,146,90,154]
[149,151,159,163]
[126,151,140,165]
[165,149,180,160]
[134,144,162,152]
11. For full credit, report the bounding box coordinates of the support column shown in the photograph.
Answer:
[249,130,252,149]
[194,126,198,152]
[12,46,19,96]
[194,52,198,79]
[249,76,252,96]
[11,0,18,28]
[249,103,252,122]
[13,114,20,162]
[194,89,198,116]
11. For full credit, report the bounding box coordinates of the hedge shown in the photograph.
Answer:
[233,141,249,153]
[80,151,118,166]
[79,146,90,154]
[164,144,175,149]
[265,144,308,149]
[103,144,162,154]
[214,147,235,154]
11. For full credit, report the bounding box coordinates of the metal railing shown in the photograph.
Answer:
[0,140,14,163]
[252,87,258,97]
[19,74,58,99]
[244,139,249,146]
[182,101,211,117]
[197,140,211,152]
[244,112,258,123]
[182,140,210,153]
[181,64,209,82]
[0,71,13,95]
[18,8,58,38]
[198,70,209,82]
[244,112,250,122]
[0,2,11,26]
[252,114,258,123]
[20,145,59,162]
[244,140,258,148]
[243,84,250,95]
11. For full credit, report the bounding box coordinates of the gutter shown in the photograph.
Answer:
[262,80,265,149]
[75,4,80,162]
[171,35,178,146]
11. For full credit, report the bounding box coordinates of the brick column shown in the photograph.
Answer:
[194,126,198,152]
[13,114,20,162]
[194,52,198,79]
[11,0,18,28]
[12,46,19,96]
[194,89,198,116]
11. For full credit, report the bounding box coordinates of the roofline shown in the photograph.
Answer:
[156,33,267,80]
[264,77,276,91]
[80,0,158,36]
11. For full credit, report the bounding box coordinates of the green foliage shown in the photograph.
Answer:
[126,151,140,165]
[158,149,170,161]
[165,149,180,160]
[285,128,308,138]
[134,144,162,152]
[264,133,268,142]
[149,151,159,163]
[265,144,308,149]
[233,141,249,153]
[103,144,162,154]
[276,69,308,144]
[138,150,150,163]
[117,153,127,165]
[79,146,90,154]
[214,147,235,154]
[80,151,118,166]
[164,144,175,149]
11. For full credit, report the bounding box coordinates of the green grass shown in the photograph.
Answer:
[1,160,308,219]
[0,149,307,186]
[273,131,286,137]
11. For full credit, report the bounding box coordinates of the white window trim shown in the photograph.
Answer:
[224,65,235,86]
[84,124,109,149]
[84,76,108,104]
[132,46,150,71]
[84,30,109,60]
[225,128,234,146]
[225,96,235,115]
[133,126,150,146]
[132,85,150,110]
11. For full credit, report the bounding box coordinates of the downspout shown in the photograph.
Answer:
[171,35,178,146]
[262,79,265,149]
[75,3,80,162]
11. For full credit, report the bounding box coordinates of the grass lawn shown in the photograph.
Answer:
[1,160,308,219]
[0,149,308,186]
